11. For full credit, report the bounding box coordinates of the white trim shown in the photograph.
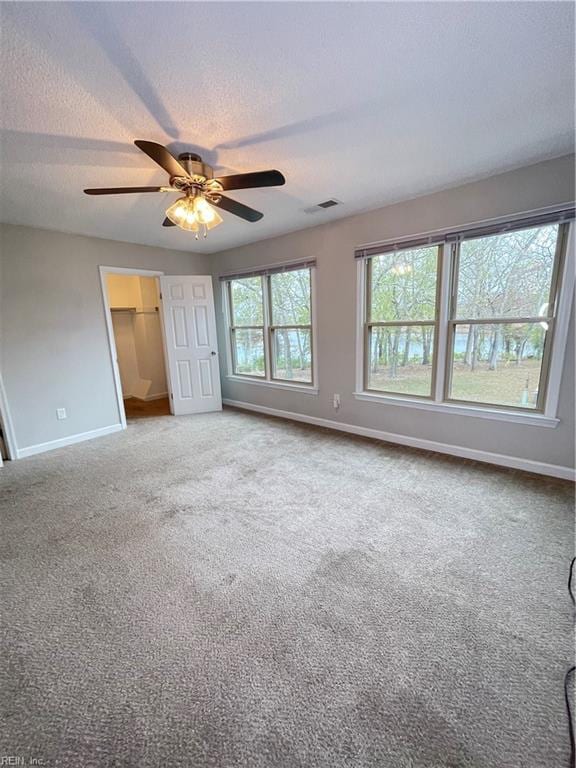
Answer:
[0,372,18,460]
[16,423,123,459]
[226,375,318,394]
[99,265,165,430]
[355,259,366,394]
[352,391,559,427]
[221,280,234,375]
[310,265,319,391]
[124,392,169,402]
[100,266,165,278]
[222,399,574,481]
[140,391,169,402]
[544,223,575,417]
[434,243,452,401]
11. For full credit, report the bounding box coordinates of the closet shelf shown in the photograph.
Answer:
[111,307,159,314]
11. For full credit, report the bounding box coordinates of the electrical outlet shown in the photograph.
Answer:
[333,394,341,410]
[56,408,67,420]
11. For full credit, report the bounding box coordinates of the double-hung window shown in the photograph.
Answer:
[224,261,315,387]
[228,276,266,378]
[366,245,440,397]
[357,208,573,417]
[446,223,566,410]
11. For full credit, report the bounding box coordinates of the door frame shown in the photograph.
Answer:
[0,371,18,461]
[99,265,166,429]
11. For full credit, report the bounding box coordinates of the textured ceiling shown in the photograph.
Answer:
[1,2,574,254]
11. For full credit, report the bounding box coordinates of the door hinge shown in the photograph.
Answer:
[159,292,163,300]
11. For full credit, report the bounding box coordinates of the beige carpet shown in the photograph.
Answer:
[0,407,574,767]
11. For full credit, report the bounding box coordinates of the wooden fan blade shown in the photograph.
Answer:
[214,170,285,191]
[134,140,190,179]
[84,186,165,195]
[163,217,176,227]
[212,195,263,222]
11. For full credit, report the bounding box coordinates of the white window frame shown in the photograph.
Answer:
[355,220,574,427]
[223,265,319,394]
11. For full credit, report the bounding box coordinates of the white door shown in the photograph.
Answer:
[160,276,222,415]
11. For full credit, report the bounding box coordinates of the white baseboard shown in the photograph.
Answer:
[16,423,124,459]
[223,399,575,481]
[124,392,168,402]
[141,392,168,402]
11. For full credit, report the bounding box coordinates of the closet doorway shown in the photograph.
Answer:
[101,267,222,427]
[104,269,170,422]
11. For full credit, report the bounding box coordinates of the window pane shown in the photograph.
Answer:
[273,328,312,382]
[368,325,434,396]
[230,277,263,325]
[455,225,559,319]
[233,328,265,377]
[449,323,546,408]
[270,269,311,325]
[370,246,438,322]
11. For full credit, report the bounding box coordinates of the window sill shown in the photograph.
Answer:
[352,391,559,427]
[227,375,319,395]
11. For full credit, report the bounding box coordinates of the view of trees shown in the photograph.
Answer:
[230,225,559,406]
[449,225,557,407]
[230,270,312,381]
[230,277,265,376]
[367,224,560,406]
[368,246,438,396]
[270,270,311,381]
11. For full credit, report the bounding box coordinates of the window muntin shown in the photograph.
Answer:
[365,245,440,398]
[228,277,265,378]
[227,268,314,386]
[446,223,565,411]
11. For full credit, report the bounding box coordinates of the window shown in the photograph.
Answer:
[228,277,266,377]
[225,264,315,387]
[269,269,313,383]
[358,212,572,416]
[367,245,440,397]
[447,224,564,410]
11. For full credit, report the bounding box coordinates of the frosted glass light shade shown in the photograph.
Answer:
[165,196,199,231]
[193,196,223,229]
[165,195,223,232]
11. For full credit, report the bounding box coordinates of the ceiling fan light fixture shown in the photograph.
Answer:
[85,141,285,230]
[193,195,223,229]
[165,195,197,231]
[165,193,223,236]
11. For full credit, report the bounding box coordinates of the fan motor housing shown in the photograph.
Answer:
[177,152,213,181]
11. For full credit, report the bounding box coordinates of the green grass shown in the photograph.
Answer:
[369,358,542,407]
[450,359,542,407]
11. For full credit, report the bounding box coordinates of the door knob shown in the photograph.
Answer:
[210,351,217,356]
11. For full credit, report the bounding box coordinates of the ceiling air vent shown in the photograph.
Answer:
[303,199,342,215]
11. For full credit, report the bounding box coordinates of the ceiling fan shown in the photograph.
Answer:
[84,140,285,238]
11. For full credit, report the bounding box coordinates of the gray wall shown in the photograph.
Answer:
[212,155,576,472]
[0,225,209,451]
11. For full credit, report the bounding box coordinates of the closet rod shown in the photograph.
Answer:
[110,307,159,314]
